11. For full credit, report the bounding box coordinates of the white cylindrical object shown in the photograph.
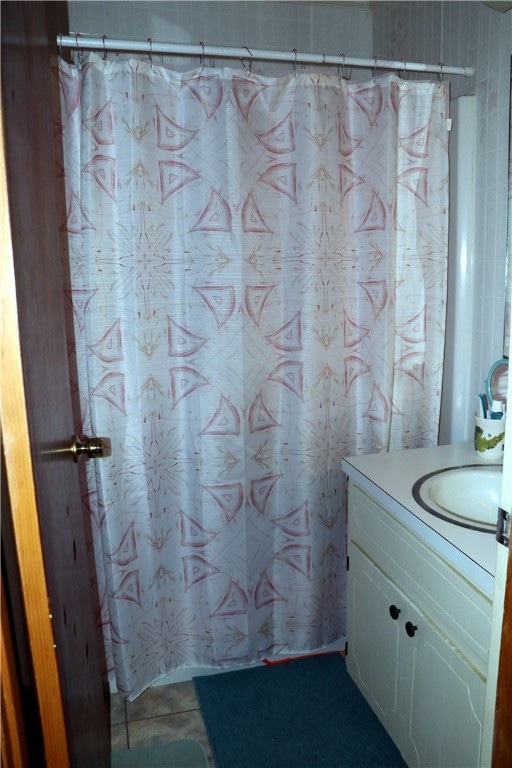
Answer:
[474,415,505,460]
[439,96,477,445]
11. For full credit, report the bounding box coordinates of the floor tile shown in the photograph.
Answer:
[110,722,128,752]
[110,692,126,726]
[126,680,199,721]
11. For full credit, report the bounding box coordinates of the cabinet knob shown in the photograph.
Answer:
[389,604,401,620]
[405,621,418,638]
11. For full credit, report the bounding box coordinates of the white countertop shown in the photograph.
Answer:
[342,442,499,593]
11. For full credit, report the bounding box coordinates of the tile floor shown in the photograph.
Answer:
[110,680,215,766]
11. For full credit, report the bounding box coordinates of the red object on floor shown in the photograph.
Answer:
[262,650,345,666]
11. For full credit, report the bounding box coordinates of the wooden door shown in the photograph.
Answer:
[0,2,110,766]
[492,376,512,759]
[492,545,512,766]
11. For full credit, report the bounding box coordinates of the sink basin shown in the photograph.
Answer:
[412,464,502,533]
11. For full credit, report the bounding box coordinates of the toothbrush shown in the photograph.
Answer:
[490,400,505,420]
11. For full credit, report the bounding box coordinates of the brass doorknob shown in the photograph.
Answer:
[70,435,111,463]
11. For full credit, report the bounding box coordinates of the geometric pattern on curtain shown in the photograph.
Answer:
[58,54,448,700]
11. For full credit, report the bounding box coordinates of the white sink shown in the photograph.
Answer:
[412,464,502,532]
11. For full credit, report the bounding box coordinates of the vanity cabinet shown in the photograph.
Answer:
[346,481,492,768]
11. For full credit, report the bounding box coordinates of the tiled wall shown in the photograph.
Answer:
[66,0,512,426]
[373,1,512,414]
[67,1,372,77]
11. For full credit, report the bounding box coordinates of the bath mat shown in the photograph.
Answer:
[111,738,209,767]
[193,653,406,768]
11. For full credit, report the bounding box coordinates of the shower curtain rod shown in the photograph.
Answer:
[58,35,474,77]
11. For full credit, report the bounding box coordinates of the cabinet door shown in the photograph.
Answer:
[348,542,486,768]
[403,600,486,768]
[346,543,404,747]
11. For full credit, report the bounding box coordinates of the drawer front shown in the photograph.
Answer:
[348,482,492,675]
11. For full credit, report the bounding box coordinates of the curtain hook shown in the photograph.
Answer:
[102,34,107,61]
[245,46,253,76]
[293,48,298,76]
[148,38,153,67]
[437,62,444,82]
[400,59,408,79]
[58,33,63,62]
[338,53,350,81]
[372,56,378,78]
[199,41,205,71]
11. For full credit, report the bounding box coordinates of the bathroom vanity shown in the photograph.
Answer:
[342,443,498,768]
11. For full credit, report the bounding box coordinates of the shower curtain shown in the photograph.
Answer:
[58,53,449,700]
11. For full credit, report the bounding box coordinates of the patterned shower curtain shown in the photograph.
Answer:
[58,53,448,700]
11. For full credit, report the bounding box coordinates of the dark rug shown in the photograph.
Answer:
[111,738,209,767]
[193,653,406,768]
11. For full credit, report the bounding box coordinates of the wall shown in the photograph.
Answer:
[67,1,372,77]
[373,0,512,423]
[66,0,512,431]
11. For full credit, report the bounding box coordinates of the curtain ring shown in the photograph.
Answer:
[400,59,408,79]
[148,38,153,67]
[372,56,378,78]
[58,33,62,62]
[102,34,107,61]
[437,62,444,82]
[293,48,298,76]
[199,41,205,70]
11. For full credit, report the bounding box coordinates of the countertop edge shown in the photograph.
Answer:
[342,445,498,597]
